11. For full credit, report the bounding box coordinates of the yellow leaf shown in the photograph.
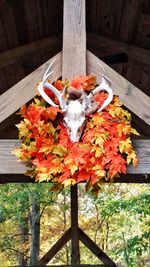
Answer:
[16,119,31,141]
[64,158,74,165]
[62,179,76,187]
[92,165,106,178]
[117,122,131,136]
[127,150,138,167]
[119,138,132,154]
[35,172,52,182]
[34,97,46,107]
[131,128,140,136]
[70,164,78,175]
[92,114,106,125]
[91,145,104,157]
[52,145,68,157]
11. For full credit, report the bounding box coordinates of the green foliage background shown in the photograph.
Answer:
[0,183,149,266]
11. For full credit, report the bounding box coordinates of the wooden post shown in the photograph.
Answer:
[71,185,80,265]
[62,0,86,264]
[62,0,86,80]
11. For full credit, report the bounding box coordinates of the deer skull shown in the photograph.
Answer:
[38,60,113,142]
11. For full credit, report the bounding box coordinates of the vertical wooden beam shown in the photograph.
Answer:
[62,0,86,264]
[62,0,86,80]
[71,185,80,265]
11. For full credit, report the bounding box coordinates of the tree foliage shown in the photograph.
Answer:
[0,184,149,266]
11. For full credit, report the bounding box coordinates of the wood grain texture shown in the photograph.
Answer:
[62,1,86,264]
[87,33,150,66]
[0,0,19,49]
[0,140,149,175]
[0,34,62,69]
[62,0,86,80]
[1,32,150,69]
[0,52,62,123]
[134,14,150,49]
[119,0,140,42]
[87,51,150,125]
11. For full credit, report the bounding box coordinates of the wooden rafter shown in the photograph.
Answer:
[87,33,150,66]
[87,51,150,126]
[0,1,149,266]
[0,34,62,69]
[0,51,150,126]
[0,33,150,70]
[0,53,62,124]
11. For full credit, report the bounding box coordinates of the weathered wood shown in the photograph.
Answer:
[38,228,71,265]
[87,33,150,66]
[71,185,80,265]
[62,0,86,80]
[87,51,150,126]
[79,228,117,267]
[0,34,62,69]
[0,139,149,174]
[0,0,19,49]
[0,52,62,124]
[62,1,86,264]
[1,32,150,70]
[119,0,140,42]
[135,14,150,49]
[0,139,150,177]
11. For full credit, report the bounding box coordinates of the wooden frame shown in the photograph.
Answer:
[0,140,150,178]
[0,0,150,266]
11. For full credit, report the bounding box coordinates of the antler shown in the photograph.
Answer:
[38,59,67,111]
[87,64,113,112]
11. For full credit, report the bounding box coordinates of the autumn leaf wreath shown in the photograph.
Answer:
[13,75,139,191]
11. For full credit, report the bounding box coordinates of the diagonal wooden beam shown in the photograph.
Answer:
[87,51,150,126]
[1,50,149,126]
[0,52,62,123]
[38,228,71,265]
[79,228,117,267]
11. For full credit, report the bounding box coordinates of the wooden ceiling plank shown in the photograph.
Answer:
[0,17,8,52]
[23,0,39,42]
[87,33,150,66]
[87,51,150,125]
[118,0,140,42]
[0,34,62,69]
[0,0,19,48]
[0,32,150,71]
[0,69,8,94]
[0,52,62,123]
[0,140,149,175]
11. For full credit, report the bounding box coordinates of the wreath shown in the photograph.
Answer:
[13,75,139,193]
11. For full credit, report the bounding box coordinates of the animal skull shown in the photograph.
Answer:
[38,60,113,142]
